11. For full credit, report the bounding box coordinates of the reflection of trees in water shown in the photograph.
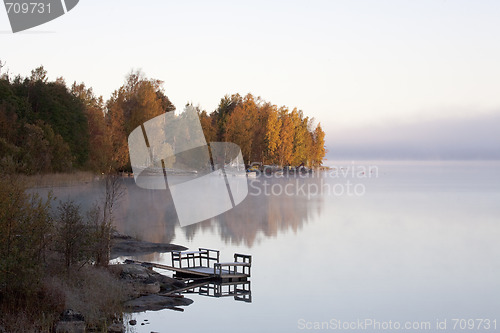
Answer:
[115,179,177,244]
[180,177,325,247]
[40,177,324,247]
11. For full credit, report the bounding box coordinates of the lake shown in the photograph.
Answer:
[37,161,500,332]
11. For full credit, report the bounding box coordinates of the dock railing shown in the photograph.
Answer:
[214,253,252,278]
[171,248,220,268]
[199,281,252,302]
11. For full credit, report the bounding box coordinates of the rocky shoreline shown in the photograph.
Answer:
[110,233,193,313]
[55,235,192,333]
[116,263,193,312]
[110,232,187,259]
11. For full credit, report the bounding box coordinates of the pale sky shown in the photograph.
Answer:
[1,0,500,159]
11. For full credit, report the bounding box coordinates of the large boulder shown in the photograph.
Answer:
[111,264,184,297]
[110,264,194,312]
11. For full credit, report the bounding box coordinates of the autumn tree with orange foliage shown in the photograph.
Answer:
[71,83,113,173]
[105,70,175,171]
[208,94,325,167]
[1,63,324,174]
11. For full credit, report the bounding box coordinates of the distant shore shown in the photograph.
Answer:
[20,171,97,188]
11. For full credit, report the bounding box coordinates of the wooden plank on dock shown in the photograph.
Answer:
[124,259,249,280]
[124,259,212,277]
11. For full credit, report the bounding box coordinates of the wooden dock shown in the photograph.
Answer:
[124,248,251,282]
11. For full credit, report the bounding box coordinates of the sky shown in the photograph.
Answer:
[1,0,499,160]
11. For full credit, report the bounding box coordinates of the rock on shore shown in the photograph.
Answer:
[111,263,192,312]
[110,233,187,259]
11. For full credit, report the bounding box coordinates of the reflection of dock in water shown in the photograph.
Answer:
[183,280,252,303]
[125,248,252,302]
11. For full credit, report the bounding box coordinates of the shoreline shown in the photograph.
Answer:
[110,232,187,259]
[110,232,192,313]
[54,234,192,332]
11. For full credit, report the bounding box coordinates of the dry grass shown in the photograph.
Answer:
[0,266,131,332]
[0,311,55,333]
[20,171,98,188]
[0,279,64,333]
[60,266,131,330]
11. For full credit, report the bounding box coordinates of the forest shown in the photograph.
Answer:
[0,64,326,330]
[0,64,326,175]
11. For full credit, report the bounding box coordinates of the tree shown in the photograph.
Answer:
[213,94,242,141]
[198,109,216,143]
[201,93,326,167]
[277,108,294,166]
[88,174,124,267]
[250,99,270,164]
[303,128,314,167]
[265,105,282,164]
[224,94,263,164]
[312,123,326,166]
[290,109,308,166]
[72,82,113,172]
[86,204,112,267]
[106,91,129,171]
[225,106,252,163]
[18,121,72,174]
[15,67,90,167]
[30,66,48,83]
[0,79,21,144]
[106,70,175,171]
[22,122,52,173]
[54,200,88,271]
[53,175,124,270]
[0,175,53,297]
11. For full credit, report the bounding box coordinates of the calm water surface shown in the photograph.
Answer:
[39,161,500,332]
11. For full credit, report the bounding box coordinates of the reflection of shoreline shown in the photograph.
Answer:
[33,177,325,247]
[180,177,325,247]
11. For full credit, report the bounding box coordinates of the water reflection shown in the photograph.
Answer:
[183,280,252,303]
[114,176,325,246]
[42,163,500,332]
[35,174,325,246]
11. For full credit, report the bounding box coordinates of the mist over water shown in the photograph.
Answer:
[328,112,500,160]
[35,161,500,332]
[36,174,326,247]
